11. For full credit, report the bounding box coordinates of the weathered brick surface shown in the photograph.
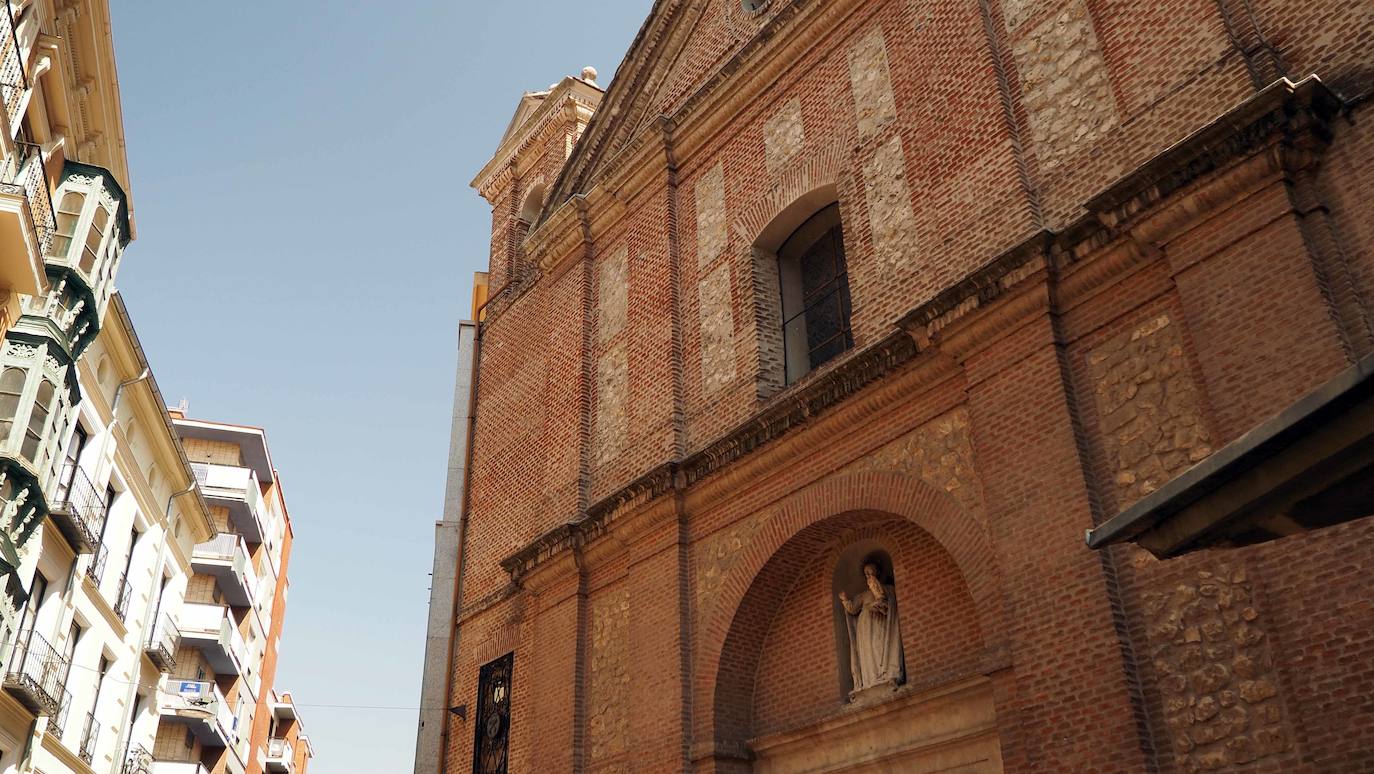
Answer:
[441,0,1374,771]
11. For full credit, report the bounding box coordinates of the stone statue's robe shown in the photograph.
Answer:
[842,584,903,692]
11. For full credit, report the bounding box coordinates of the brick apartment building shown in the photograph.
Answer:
[417,0,1374,771]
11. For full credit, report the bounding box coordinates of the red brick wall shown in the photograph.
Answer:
[751,518,983,736]
[441,0,1374,771]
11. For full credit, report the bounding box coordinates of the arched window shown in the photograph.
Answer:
[21,379,55,462]
[518,183,546,225]
[776,203,853,383]
[80,205,110,274]
[51,191,85,259]
[0,367,26,443]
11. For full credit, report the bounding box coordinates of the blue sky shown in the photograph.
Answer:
[109,2,651,771]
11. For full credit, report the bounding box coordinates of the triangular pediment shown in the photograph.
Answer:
[499,91,551,148]
[544,0,755,218]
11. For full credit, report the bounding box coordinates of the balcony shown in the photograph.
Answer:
[0,0,25,128]
[0,139,49,297]
[121,745,153,774]
[114,571,133,621]
[158,679,237,747]
[78,709,99,764]
[190,463,266,542]
[48,464,106,554]
[47,686,71,740]
[40,162,129,341]
[191,533,257,606]
[85,543,107,587]
[144,614,178,672]
[264,738,294,772]
[177,602,246,676]
[2,631,67,715]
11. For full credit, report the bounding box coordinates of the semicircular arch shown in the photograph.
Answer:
[692,469,1007,748]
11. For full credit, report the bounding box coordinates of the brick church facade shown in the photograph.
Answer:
[426,0,1374,771]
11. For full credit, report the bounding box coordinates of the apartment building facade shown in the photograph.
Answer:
[0,0,218,771]
[0,2,315,774]
[137,415,303,774]
[425,0,1374,772]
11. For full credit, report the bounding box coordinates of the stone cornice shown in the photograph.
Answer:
[1086,76,1341,229]
[501,328,919,583]
[471,78,603,200]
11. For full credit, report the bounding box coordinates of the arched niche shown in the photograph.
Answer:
[715,512,1000,773]
[830,540,903,700]
[517,182,546,225]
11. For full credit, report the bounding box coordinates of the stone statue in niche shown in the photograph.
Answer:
[838,562,904,695]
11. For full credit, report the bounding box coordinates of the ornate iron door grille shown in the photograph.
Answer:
[472,652,513,774]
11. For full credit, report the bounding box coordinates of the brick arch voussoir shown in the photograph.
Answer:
[731,142,850,245]
[692,469,1007,746]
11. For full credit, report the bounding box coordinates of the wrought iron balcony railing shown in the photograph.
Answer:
[144,614,178,672]
[114,571,132,621]
[48,685,70,739]
[78,709,98,763]
[121,744,153,774]
[0,141,53,255]
[48,464,106,553]
[2,630,67,715]
[0,1,25,128]
[86,543,107,587]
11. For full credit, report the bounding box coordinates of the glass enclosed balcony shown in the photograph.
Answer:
[0,334,77,487]
[191,532,257,606]
[0,141,50,298]
[177,602,247,676]
[190,463,267,542]
[265,738,294,772]
[158,679,237,748]
[37,163,129,352]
